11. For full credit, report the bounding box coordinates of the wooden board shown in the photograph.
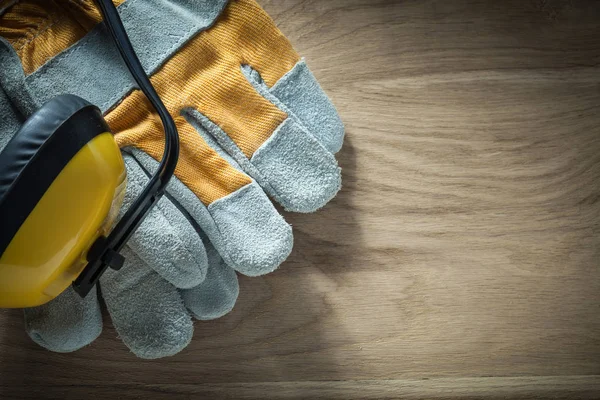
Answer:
[1,0,600,398]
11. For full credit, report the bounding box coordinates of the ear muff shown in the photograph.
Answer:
[0,94,126,308]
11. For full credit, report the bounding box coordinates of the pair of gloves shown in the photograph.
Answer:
[0,0,343,358]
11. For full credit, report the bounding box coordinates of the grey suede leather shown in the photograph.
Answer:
[101,247,194,359]
[131,147,294,277]
[241,62,344,206]
[24,287,103,353]
[22,153,240,358]
[0,0,345,358]
[250,118,341,213]
[121,155,207,289]
[1,72,239,359]
[0,0,229,112]
[187,106,340,213]
[181,241,240,320]
[266,61,345,155]
[0,86,22,149]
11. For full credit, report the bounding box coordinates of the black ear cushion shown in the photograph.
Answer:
[0,94,97,199]
[0,94,111,256]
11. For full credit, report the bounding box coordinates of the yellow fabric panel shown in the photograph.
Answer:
[0,0,125,75]
[110,94,252,205]
[210,0,300,88]
[110,0,300,205]
[115,0,300,159]
[0,0,302,205]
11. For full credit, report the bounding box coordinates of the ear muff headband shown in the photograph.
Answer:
[71,0,179,297]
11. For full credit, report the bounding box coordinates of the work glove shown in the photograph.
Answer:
[0,0,344,357]
[0,85,240,358]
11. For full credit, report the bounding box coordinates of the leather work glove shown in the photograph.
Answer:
[0,85,240,358]
[0,0,344,357]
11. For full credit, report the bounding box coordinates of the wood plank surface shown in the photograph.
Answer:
[1,0,600,398]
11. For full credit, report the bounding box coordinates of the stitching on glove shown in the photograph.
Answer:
[99,0,231,111]
[185,107,281,200]
[100,22,197,111]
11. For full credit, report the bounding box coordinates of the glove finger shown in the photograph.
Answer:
[175,8,340,213]
[211,0,343,154]
[100,247,193,359]
[189,105,341,214]
[128,145,293,278]
[108,0,340,215]
[183,0,341,213]
[23,286,102,353]
[181,240,239,321]
[121,153,208,289]
[243,61,345,155]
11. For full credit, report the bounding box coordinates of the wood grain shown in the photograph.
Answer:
[2,0,600,398]
[3,377,600,399]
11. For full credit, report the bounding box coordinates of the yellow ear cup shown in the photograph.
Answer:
[0,133,125,308]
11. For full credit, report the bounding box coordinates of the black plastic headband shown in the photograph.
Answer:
[72,0,180,297]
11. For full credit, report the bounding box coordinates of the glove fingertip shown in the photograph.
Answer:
[251,118,342,213]
[24,287,102,353]
[209,182,293,276]
[246,60,345,155]
[182,248,240,320]
[102,249,195,359]
[129,324,193,360]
